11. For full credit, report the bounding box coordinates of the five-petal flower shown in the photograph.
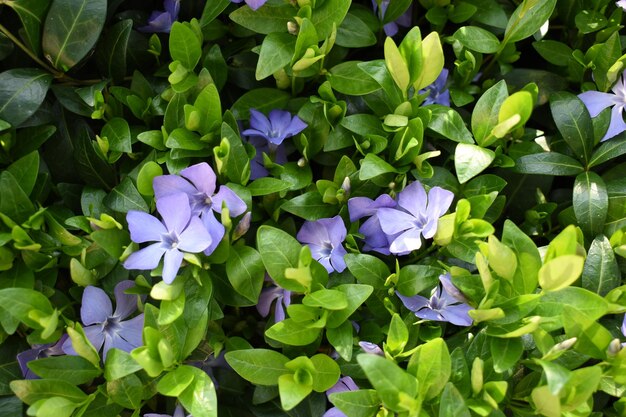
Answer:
[420,68,450,106]
[578,69,626,141]
[257,278,292,323]
[138,0,180,33]
[17,335,68,379]
[124,193,213,284]
[229,0,267,11]
[62,281,144,361]
[297,216,348,273]
[396,273,473,327]
[242,109,307,146]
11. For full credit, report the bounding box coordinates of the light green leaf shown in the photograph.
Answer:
[454,143,495,184]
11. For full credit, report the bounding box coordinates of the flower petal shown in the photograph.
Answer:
[246,0,268,10]
[83,325,106,353]
[127,211,167,243]
[396,291,430,312]
[283,115,307,138]
[81,286,112,325]
[257,287,281,317]
[440,303,473,326]
[113,280,138,320]
[157,193,191,234]
[248,109,272,134]
[117,314,145,349]
[578,90,618,117]
[397,181,428,215]
[162,249,184,284]
[201,212,225,256]
[297,220,331,245]
[164,0,180,18]
[181,162,217,197]
[178,216,213,253]
[601,104,626,141]
[389,228,423,254]
[212,186,247,216]
[330,244,347,273]
[377,208,416,235]
[124,243,166,271]
[153,174,197,201]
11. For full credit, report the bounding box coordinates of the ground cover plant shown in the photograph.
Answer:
[0,0,625,416]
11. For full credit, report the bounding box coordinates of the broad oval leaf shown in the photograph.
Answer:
[42,0,107,71]
[573,172,608,238]
[549,92,594,164]
[0,68,52,126]
[453,26,500,54]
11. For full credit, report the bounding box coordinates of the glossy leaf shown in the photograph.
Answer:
[0,69,52,126]
[573,172,608,237]
[549,92,593,164]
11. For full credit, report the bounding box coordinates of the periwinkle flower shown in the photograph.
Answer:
[617,0,626,11]
[324,376,359,417]
[17,335,68,379]
[153,163,246,255]
[62,281,144,361]
[396,273,473,327]
[358,341,384,356]
[248,135,288,180]
[578,69,626,141]
[419,68,450,106]
[242,109,307,146]
[257,278,292,322]
[371,0,412,37]
[348,194,397,255]
[296,216,348,274]
[139,0,180,33]
[124,193,213,284]
[145,404,190,417]
[229,0,267,11]
[377,181,454,255]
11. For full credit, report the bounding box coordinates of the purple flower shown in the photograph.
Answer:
[138,0,180,33]
[358,341,384,356]
[371,0,412,37]
[324,376,359,417]
[17,335,68,379]
[124,193,213,284]
[297,216,348,274]
[578,70,626,141]
[420,69,450,106]
[257,279,292,322]
[242,109,307,146]
[621,314,626,347]
[396,273,473,327]
[348,194,397,255]
[62,281,144,361]
[145,404,189,417]
[153,163,246,255]
[248,135,288,180]
[617,0,626,11]
[229,0,267,11]
[377,181,454,255]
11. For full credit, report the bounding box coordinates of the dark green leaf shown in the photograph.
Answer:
[10,379,87,405]
[29,356,100,385]
[281,192,337,221]
[357,354,418,412]
[428,106,474,144]
[336,13,376,48]
[7,151,39,196]
[106,373,143,410]
[257,226,305,292]
[229,4,294,34]
[42,0,107,71]
[504,0,556,44]
[226,245,264,303]
[247,178,292,196]
[344,253,390,289]
[95,19,132,82]
[266,318,322,346]
[200,0,231,26]
[532,40,573,67]
[104,349,142,382]
[453,26,500,53]
[549,92,593,164]
[170,22,201,70]
[588,132,626,168]
[225,349,289,386]
[231,88,291,120]
[0,171,35,223]
[103,177,149,213]
[582,235,620,297]
[328,61,381,96]
[256,33,296,81]
[310,0,350,41]
[101,117,131,153]
[0,69,52,126]
[329,390,380,417]
[72,121,117,190]
[439,383,471,417]
[514,152,584,176]
[573,172,608,237]
[7,0,51,56]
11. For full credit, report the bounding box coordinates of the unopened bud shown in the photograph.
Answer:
[287,21,299,35]
[297,157,306,167]
[341,177,351,194]
[388,182,396,190]
[232,212,252,241]
[608,338,623,357]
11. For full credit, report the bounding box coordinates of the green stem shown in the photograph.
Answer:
[0,23,62,77]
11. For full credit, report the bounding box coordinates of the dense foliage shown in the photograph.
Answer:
[0,0,625,416]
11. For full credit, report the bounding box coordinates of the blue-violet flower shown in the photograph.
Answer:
[257,278,292,323]
[377,181,454,255]
[242,109,307,146]
[323,376,359,417]
[17,335,68,379]
[124,193,213,284]
[371,0,412,37]
[62,281,144,361]
[145,404,190,417]
[296,216,348,274]
[138,0,180,33]
[419,68,450,106]
[578,69,626,141]
[153,163,246,255]
[396,273,473,327]
[348,194,397,255]
[229,0,267,11]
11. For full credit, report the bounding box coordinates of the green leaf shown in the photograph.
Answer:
[357,354,418,412]
[454,143,495,184]
[359,153,399,180]
[562,306,612,359]
[538,255,585,292]
[504,0,556,44]
[0,68,52,126]
[278,373,312,411]
[266,318,322,346]
[344,253,390,289]
[439,383,471,417]
[7,151,39,197]
[6,0,50,56]
[200,0,231,26]
[28,356,100,385]
[247,178,292,196]
[328,61,381,96]
[0,287,53,328]
[170,22,201,70]
[396,265,442,296]
[222,122,251,185]
[231,88,291,120]
[106,373,143,410]
[104,349,142,382]
[573,172,608,237]
[326,284,374,328]
[0,171,35,224]
[72,121,117,190]
[329,389,380,417]
[310,354,340,392]
[514,152,584,176]
[281,192,337,221]
[472,80,508,146]
[582,236,620,297]
[226,245,264,303]
[229,3,294,35]
[453,26,500,53]
[310,0,350,41]
[42,0,106,71]
[427,106,474,144]
[178,367,217,417]
[534,287,608,329]
[95,19,132,82]
[575,9,606,34]
[409,338,451,400]
[549,92,594,164]
[588,133,626,167]
[336,13,376,48]
[532,40,573,67]
[157,365,195,396]
[10,379,87,405]
[256,32,296,81]
[489,337,523,373]
[303,289,348,310]
[257,226,306,292]
[103,177,149,213]
[225,349,289,386]
[326,321,353,361]
[101,118,131,154]
[385,37,410,92]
